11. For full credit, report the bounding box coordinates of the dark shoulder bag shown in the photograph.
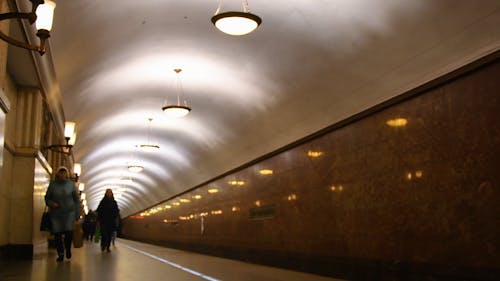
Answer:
[40,206,52,232]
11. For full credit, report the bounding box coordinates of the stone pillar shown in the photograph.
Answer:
[0,88,11,259]
[0,0,14,258]
[0,1,55,260]
[5,87,45,258]
[0,0,9,82]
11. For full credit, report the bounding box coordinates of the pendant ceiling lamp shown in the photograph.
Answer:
[211,0,262,36]
[120,175,133,183]
[162,69,191,118]
[127,164,144,173]
[128,146,144,172]
[138,118,160,152]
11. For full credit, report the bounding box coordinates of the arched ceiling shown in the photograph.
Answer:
[7,0,500,217]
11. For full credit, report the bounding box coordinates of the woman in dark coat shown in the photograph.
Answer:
[45,166,80,261]
[97,189,120,252]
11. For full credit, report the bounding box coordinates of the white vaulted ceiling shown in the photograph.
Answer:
[7,0,500,216]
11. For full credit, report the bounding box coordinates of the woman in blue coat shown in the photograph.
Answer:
[45,166,80,261]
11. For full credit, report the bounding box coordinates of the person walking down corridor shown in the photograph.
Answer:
[45,166,80,262]
[97,189,120,252]
[83,209,97,241]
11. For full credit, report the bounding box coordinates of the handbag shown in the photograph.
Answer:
[40,207,52,232]
[94,224,101,243]
[73,220,84,248]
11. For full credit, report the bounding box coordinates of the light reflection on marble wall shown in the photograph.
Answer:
[123,59,500,270]
[33,159,50,246]
[0,97,6,247]
[0,99,5,167]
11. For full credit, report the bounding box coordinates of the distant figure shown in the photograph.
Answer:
[45,166,80,262]
[97,189,120,252]
[83,209,97,241]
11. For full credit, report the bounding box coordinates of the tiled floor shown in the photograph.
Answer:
[0,239,345,281]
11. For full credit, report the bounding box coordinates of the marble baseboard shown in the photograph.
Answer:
[0,244,33,260]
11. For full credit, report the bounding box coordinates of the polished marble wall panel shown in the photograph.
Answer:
[33,159,50,247]
[123,57,500,278]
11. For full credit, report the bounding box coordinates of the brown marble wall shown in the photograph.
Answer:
[122,56,500,279]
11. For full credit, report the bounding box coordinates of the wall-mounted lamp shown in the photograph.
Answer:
[73,163,81,182]
[211,0,261,36]
[0,0,56,55]
[45,121,77,155]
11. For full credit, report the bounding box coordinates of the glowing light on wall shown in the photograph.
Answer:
[259,169,273,175]
[415,170,423,178]
[386,118,408,127]
[406,170,424,181]
[330,185,344,192]
[211,210,223,215]
[307,151,323,158]
[208,188,219,194]
[228,180,245,186]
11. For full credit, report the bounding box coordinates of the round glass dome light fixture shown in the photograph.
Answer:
[162,104,191,118]
[162,68,192,118]
[211,11,262,36]
[127,165,144,173]
[120,177,133,183]
[138,144,160,153]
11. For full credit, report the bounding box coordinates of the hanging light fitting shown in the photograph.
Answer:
[128,164,144,173]
[138,118,160,152]
[162,68,191,118]
[127,145,144,172]
[211,0,262,36]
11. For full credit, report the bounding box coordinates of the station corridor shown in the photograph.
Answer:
[1,1,499,280]
[0,239,344,281]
